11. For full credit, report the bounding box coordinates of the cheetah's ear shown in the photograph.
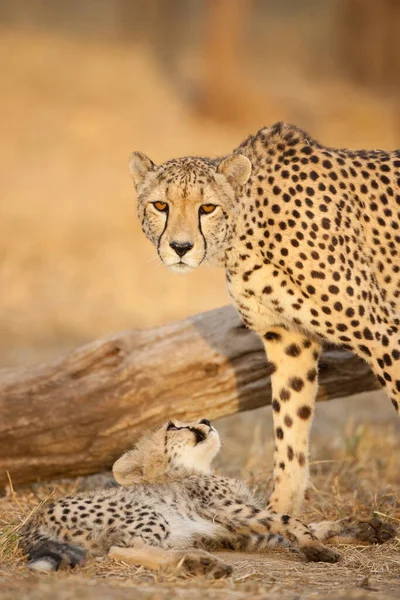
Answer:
[112,450,144,485]
[128,152,156,188]
[217,154,251,187]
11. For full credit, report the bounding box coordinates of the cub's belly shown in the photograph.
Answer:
[166,513,225,547]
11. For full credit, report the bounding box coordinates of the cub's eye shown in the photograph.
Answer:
[199,204,217,215]
[167,421,178,431]
[153,201,168,212]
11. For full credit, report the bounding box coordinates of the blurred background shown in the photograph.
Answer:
[1,0,400,368]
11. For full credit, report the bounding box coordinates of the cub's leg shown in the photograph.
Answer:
[262,327,321,515]
[309,516,397,546]
[109,543,232,578]
[208,503,339,563]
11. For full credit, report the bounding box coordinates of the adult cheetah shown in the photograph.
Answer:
[21,419,395,576]
[129,123,400,515]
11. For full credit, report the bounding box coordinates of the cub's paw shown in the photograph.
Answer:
[303,543,341,564]
[178,550,233,579]
[349,516,397,545]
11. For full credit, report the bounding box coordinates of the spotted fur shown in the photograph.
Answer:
[20,420,395,576]
[129,123,400,515]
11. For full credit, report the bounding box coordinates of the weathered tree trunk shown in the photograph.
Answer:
[0,306,378,488]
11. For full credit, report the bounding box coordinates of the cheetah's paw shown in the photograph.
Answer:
[177,550,233,579]
[303,543,341,563]
[342,516,397,545]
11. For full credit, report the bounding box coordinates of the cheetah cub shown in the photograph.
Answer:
[21,419,395,577]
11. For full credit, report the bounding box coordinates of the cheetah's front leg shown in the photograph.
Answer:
[262,327,321,516]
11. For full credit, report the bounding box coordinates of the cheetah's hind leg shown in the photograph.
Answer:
[309,516,397,546]
[109,543,232,579]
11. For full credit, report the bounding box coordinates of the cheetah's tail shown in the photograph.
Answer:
[26,539,86,572]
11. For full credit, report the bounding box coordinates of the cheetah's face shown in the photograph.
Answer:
[112,418,221,485]
[128,152,251,272]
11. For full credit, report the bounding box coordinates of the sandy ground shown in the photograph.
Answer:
[1,551,400,600]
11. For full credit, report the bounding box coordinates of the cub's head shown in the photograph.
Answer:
[128,152,251,273]
[113,418,220,485]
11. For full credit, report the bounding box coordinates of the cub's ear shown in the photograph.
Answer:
[112,450,144,485]
[217,154,251,187]
[128,152,156,188]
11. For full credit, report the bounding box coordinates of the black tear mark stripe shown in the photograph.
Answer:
[198,208,208,260]
[157,206,169,255]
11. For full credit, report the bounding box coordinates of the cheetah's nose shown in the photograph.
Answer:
[200,419,211,428]
[170,241,193,257]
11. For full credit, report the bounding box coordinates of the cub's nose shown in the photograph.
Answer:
[170,241,193,257]
[199,419,211,428]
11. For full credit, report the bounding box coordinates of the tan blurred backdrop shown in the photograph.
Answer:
[1,0,400,367]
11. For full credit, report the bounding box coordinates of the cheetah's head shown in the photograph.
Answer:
[128,152,251,272]
[112,418,221,485]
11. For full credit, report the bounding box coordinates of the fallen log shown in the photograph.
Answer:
[0,305,378,488]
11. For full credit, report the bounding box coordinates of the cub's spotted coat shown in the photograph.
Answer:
[20,420,395,576]
[129,123,400,514]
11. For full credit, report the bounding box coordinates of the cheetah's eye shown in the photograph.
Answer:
[199,204,217,215]
[153,201,168,212]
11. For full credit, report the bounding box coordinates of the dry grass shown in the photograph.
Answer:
[1,420,400,600]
